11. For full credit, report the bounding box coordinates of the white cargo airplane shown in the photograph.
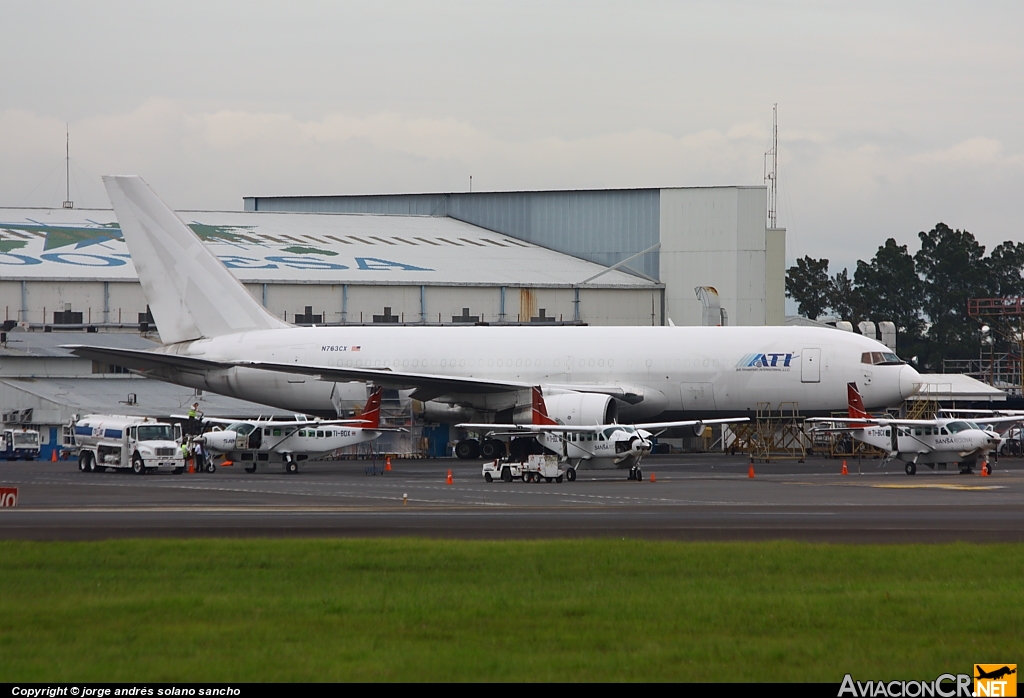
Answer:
[194,387,396,473]
[809,383,1021,474]
[67,176,921,447]
[459,387,748,480]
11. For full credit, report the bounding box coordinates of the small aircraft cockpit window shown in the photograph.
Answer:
[603,427,619,439]
[946,421,970,434]
[228,423,256,436]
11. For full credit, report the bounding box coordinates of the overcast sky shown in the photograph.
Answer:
[3,1,1022,275]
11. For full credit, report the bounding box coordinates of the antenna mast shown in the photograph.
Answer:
[62,125,73,209]
[764,104,777,228]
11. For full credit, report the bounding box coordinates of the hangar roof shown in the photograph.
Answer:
[0,376,297,420]
[0,207,659,288]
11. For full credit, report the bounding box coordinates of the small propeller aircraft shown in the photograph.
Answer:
[458,387,748,480]
[808,383,1023,475]
[193,387,401,473]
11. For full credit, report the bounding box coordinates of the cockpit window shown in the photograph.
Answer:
[946,421,970,434]
[862,352,904,366]
[227,422,255,435]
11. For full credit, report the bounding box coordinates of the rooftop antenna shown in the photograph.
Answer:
[763,104,777,228]
[62,125,73,209]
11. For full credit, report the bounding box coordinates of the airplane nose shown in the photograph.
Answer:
[899,364,921,400]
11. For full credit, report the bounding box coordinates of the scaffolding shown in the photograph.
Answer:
[729,402,807,461]
[329,391,425,459]
[811,410,888,459]
[965,297,1024,396]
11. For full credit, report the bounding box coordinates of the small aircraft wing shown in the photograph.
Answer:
[965,415,1024,425]
[458,416,748,435]
[457,422,599,434]
[807,417,929,427]
[629,417,749,430]
[171,414,376,428]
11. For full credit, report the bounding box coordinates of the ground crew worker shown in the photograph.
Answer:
[180,440,190,470]
[188,402,203,437]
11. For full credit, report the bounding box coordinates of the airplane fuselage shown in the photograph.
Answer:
[204,423,380,462]
[853,423,998,464]
[146,324,918,420]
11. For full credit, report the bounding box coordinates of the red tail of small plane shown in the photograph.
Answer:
[357,387,384,429]
[532,386,558,426]
[847,382,871,428]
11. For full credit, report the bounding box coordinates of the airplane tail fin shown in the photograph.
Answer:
[848,382,871,428]
[532,386,558,426]
[356,387,384,429]
[102,175,288,345]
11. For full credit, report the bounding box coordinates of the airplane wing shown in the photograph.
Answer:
[457,422,599,434]
[968,415,1024,425]
[235,360,532,400]
[807,417,932,427]
[172,414,376,428]
[457,416,748,434]
[65,345,231,372]
[629,417,749,430]
[233,360,663,405]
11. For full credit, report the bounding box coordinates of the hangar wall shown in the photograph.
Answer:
[246,186,782,327]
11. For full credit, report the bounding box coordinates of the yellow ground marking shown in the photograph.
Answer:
[872,484,1004,491]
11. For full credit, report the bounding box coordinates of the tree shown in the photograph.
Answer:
[985,241,1024,297]
[785,256,830,320]
[826,268,866,325]
[914,223,988,366]
[854,238,924,339]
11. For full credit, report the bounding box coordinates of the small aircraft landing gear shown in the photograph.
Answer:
[905,462,917,476]
[244,463,257,473]
[565,467,577,482]
[285,456,298,474]
[628,466,643,481]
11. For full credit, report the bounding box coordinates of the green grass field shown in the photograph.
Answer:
[1,539,1021,682]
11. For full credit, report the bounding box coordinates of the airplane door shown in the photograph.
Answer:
[801,348,821,383]
[679,383,717,411]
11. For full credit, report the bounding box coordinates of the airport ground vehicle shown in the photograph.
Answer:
[483,454,566,483]
[2,427,40,461]
[74,415,185,474]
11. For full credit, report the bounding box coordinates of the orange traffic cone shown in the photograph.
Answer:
[650,473,656,482]
[446,469,453,485]
[748,461,755,479]
[385,456,392,472]
[188,458,195,474]
[980,461,989,477]
[51,449,58,462]
[841,459,849,475]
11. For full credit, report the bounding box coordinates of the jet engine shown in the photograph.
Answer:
[541,392,617,425]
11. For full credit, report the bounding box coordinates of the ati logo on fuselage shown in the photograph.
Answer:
[736,353,799,371]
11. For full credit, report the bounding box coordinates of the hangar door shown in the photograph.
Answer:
[801,348,821,383]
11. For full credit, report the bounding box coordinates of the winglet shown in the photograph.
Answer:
[355,387,384,429]
[532,386,558,426]
[847,382,871,428]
